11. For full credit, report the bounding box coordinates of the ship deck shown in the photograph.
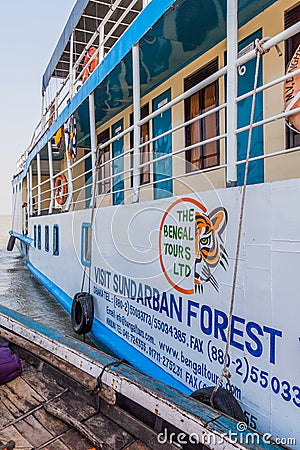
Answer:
[0,357,151,450]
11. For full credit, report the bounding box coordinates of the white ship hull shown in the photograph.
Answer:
[22,177,300,442]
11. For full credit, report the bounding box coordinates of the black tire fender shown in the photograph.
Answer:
[7,236,16,252]
[190,386,245,422]
[71,292,94,335]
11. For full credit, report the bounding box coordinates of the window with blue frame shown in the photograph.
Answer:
[81,223,91,267]
[37,225,41,250]
[45,225,49,252]
[184,59,220,172]
[53,225,59,256]
[33,225,37,248]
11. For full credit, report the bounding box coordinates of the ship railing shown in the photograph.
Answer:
[28,19,300,215]
[32,0,147,148]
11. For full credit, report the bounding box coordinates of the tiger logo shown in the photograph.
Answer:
[194,207,228,293]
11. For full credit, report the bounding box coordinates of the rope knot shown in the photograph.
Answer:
[255,38,269,56]
[222,367,231,380]
[255,37,282,57]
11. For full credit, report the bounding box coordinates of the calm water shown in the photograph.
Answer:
[0,214,81,338]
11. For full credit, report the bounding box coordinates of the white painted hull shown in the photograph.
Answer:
[25,177,300,444]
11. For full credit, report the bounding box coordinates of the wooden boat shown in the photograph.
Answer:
[0,305,289,450]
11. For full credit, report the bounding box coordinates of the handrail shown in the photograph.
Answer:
[23,18,300,217]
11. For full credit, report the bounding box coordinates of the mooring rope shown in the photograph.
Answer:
[210,38,268,406]
[80,146,100,294]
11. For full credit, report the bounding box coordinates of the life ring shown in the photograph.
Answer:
[82,47,98,83]
[54,174,68,206]
[284,44,300,131]
[71,292,94,335]
[190,386,245,422]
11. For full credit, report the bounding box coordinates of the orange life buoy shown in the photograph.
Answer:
[55,174,68,206]
[82,47,98,83]
[284,44,300,131]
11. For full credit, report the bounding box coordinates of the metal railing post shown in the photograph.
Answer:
[226,0,238,186]
[29,165,33,217]
[89,92,97,207]
[37,153,42,215]
[69,32,74,99]
[48,141,54,214]
[132,43,141,202]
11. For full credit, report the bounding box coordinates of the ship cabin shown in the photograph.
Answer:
[11,0,300,240]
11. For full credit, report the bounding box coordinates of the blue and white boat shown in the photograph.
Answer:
[10,0,300,445]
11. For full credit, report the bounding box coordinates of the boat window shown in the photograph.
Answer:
[97,129,111,195]
[81,223,91,267]
[45,225,49,252]
[130,104,150,186]
[284,4,300,149]
[33,225,37,248]
[37,225,42,250]
[53,224,59,256]
[184,59,219,172]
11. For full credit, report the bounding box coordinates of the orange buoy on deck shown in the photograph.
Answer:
[82,47,98,83]
[284,44,300,131]
[54,174,68,206]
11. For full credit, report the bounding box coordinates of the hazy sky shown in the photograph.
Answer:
[0,0,76,215]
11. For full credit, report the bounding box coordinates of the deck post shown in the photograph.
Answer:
[37,153,42,216]
[69,32,74,99]
[41,93,46,131]
[65,156,74,212]
[98,23,105,61]
[48,141,54,214]
[226,0,238,186]
[26,172,30,216]
[132,43,141,203]
[29,165,33,217]
[89,92,97,207]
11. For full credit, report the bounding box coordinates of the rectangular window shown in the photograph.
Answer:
[285,4,300,148]
[45,225,49,252]
[53,224,59,256]
[37,225,41,250]
[130,104,150,186]
[97,129,111,195]
[184,59,219,172]
[33,225,37,248]
[81,222,91,267]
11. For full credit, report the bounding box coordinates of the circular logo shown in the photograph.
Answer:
[159,198,206,294]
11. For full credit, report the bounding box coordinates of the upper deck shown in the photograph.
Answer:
[12,0,300,219]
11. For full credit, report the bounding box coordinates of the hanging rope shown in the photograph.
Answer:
[80,145,99,295]
[88,153,99,294]
[210,38,267,406]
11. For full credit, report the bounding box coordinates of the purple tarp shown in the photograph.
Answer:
[0,342,22,385]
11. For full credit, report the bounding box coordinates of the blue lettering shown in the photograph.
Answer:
[230,315,245,351]
[263,326,282,364]
[170,294,182,322]
[245,322,263,358]
[187,300,199,326]
[113,273,118,293]
[152,288,160,311]
[159,292,169,316]
[200,305,212,335]
[214,309,228,342]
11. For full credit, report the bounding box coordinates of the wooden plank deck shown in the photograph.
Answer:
[0,306,290,450]
[0,359,151,450]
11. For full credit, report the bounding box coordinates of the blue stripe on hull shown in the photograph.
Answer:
[27,262,72,314]
[26,261,190,394]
